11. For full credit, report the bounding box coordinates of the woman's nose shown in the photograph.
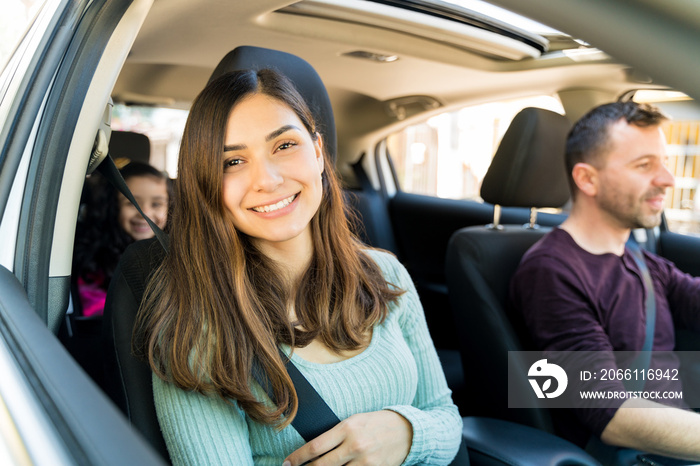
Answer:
[252,160,283,192]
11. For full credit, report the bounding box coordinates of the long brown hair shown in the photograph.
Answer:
[133,69,403,427]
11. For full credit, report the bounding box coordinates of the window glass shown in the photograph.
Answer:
[633,90,700,236]
[0,0,46,72]
[111,104,189,177]
[387,95,564,200]
[441,0,561,35]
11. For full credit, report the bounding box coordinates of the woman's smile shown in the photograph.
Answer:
[250,192,299,214]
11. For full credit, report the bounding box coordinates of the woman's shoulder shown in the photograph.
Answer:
[362,248,411,287]
[363,248,402,271]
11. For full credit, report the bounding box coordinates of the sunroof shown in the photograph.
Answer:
[365,0,549,53]
[441,0,562,36]
[366,0,593,55]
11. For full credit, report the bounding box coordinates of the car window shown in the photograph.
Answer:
[111,104,188,177]
[386,95,564,200]
[0,0,46,72]
[633,90,700,236]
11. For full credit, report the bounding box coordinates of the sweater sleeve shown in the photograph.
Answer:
[367,250,463,465]
[152,374,255,466]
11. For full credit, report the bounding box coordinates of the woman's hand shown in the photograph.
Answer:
[283,409,413,465]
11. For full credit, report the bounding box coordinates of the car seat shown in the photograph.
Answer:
[445,107,571,432]
[109,130,151,165]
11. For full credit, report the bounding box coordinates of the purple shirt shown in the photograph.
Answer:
[510,228,700,443]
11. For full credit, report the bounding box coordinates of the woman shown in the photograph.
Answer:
[73,161,170,317]
[134,69,462,465]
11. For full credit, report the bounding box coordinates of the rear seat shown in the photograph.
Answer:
[60,130,154,392]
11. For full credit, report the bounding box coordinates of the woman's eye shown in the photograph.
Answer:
[224,158,243,169]
[276,141,297,152]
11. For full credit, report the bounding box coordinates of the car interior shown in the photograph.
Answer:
[3,0,700,464]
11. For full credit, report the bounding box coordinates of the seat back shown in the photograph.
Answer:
[109,130,151,165]
[102,46,338,460]
[103,238,168,459]
[446,107,571,431]
[447,226,552,429]
[209,46,337,164]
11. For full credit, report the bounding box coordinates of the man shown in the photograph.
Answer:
[510,101,700,461]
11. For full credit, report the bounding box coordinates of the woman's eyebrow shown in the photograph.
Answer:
[223,125,301,152]
[265,124,300,142]
[224,143,246,152]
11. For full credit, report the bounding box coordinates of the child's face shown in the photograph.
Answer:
[118,175,169,241]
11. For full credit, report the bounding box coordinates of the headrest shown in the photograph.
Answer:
[208,46,337,164]
[108,131,150,165]
[480,107,571,208]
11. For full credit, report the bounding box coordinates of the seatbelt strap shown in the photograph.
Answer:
[625,239,656,392]
[282,354,341,441]
[586,239,657,464]
[250,355,340,443]
[96,153,340,443]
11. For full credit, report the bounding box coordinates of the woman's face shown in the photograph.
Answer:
[221,93,324,253]
[117,175,169,241]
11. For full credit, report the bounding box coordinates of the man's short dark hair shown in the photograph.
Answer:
[565,101,668,196]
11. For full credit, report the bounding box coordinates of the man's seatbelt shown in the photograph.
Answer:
[586,238,657,464]
[625,239,657,392]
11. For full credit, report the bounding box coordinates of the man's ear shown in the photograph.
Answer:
[314,132,324,174]
[572,163,599,197]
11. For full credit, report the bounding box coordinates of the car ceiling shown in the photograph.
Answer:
[490,0,700,104]
[112,0,665,165]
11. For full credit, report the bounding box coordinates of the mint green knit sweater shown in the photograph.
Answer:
[153,250,462,465]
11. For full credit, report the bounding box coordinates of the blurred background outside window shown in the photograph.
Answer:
[387,95,564,201]
[111,104,188,178]
[1,0,46,71]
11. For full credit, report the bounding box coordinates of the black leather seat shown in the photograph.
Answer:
[209,47,337,164]
[446,107,571,431]
[109,130,151,165]
[451,110,601,465]
[103,237,168,458]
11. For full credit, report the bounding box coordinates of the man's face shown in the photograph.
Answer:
[595,119,675,229]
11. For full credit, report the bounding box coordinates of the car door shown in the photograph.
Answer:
[0,0,164,462]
